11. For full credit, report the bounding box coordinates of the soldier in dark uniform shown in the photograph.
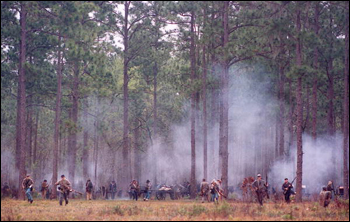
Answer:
[282,178,293,203]
[129,180,139,201]
[2,182,11,198]
[22,175,34,204]
[252,174,268,206]
[109,181,117,200]
[85,179,93,200]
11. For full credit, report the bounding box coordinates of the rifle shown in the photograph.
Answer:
[218,189,227,199]
[283,177,297,195]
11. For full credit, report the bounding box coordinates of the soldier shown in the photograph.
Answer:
[319,186,332,208]
[326,181,334,199]
[2,182,11,198]
[11,185,18,199]
[129,180,139,201]
[109,181,117,200]
[55,175,71,206]
[22,174,34,204]
[200,179,210,203]
[282,178,293,203]
[217,179,224,201]
[252,174,268,206]
[144,180,152,201]
[85,179,93,200]
[41,180,49,199]
[210,180,219,203]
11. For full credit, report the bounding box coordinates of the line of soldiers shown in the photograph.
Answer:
[10,173,341,208]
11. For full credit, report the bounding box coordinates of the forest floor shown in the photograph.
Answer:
[1,198,349,221]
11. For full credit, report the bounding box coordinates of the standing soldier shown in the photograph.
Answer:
[210,180,219,203]
[200,179,210,203]
[319,187,332,208]
[22,174,34,204]
[55,175,71,206]
[41,180,49,199]
[252,174,268,206]
[282,178,293,203]
[217,179,224,201]
[129,180,139,201]
[326,181,334,199]
[85,179,93,200]
[109,181,117,200]
[144,180,152,201]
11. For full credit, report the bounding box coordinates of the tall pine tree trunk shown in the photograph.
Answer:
[343,13,349,199]
[153,62,158,185]
[122,1,130,196]
[295,8,304,203]
[83,100,89,180]
[17,2,27,200]
[202,26,208,180]
[220,1,230,197]
[312,3,319,141]
[190,10,197,199]
[279,65,285,158]
[52,36,62,198]
[68,62,79,187]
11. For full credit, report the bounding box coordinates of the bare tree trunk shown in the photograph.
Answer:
[26,97,33,170]
[190,10,197,199]
[83,100,89,180]
[153,62,158,185]
[295,7,304,203]
[312,3,319,141]
[279,65,285,158]
[327,13,335,137]
[327,61,335,136]
[202,20,208,180]
[343,13,349,199]
[122,1,130,195]
[134,121,141,182]
[52,35,62,198]
[68,62,79,188]
[94,102,99,187]
[220,1,230,197]
[33,109,39,178]
[17,2,27,200]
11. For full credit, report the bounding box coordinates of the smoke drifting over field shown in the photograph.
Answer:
[145,62,345,195]
[1,62,345,197]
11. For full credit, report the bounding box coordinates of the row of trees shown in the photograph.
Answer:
[1,1,348,201]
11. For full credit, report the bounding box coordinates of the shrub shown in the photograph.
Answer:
[113,205,124,216]
[188,205,206,217]
[212,201,233,218]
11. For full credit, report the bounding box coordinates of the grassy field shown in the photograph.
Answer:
[1,198,349,221]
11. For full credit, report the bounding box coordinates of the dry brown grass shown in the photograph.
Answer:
[1,198,348,221]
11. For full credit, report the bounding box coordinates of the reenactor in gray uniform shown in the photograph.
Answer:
[55,175,72,206]
[252,174,268,206]
[319,187,332,208]
[200,179,210,203]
